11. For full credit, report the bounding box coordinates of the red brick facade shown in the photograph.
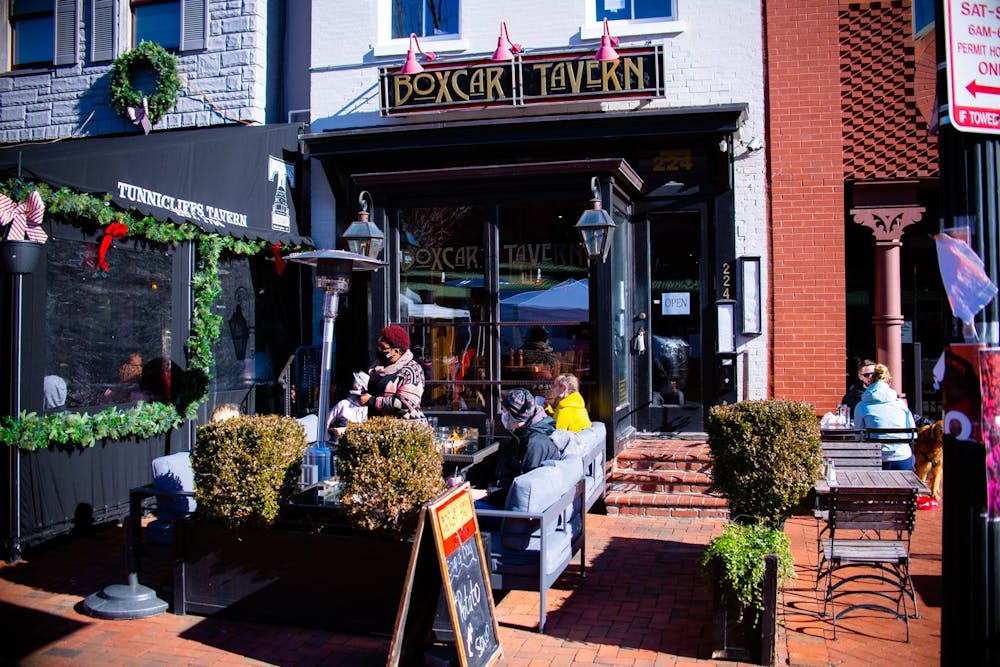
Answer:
[766,0,937,410]
[766,0,847,408]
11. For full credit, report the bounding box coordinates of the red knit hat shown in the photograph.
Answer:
[380,324,410,351]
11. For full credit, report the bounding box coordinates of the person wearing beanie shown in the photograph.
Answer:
[484,387,561,506]
[327,370,370,442]
[545,373,592,432]
[360,325,426,420]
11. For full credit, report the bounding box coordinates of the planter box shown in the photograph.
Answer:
[173,511,412,635]
[710,554,778,666]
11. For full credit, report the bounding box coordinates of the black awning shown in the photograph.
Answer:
[0,123,311,246]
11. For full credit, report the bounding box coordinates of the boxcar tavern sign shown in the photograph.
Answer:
[380,45,664,115]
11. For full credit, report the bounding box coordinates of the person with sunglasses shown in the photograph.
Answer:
[839,358,876,415]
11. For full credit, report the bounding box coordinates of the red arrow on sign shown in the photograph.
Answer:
[966,80,1000,98]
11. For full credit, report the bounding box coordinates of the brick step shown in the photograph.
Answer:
[603,437,726,520]
[607,469,713,494]
[603,490,730,520]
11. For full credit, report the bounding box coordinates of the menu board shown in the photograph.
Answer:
[388,485,501,667]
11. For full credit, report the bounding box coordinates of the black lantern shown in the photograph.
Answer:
[574,177,616,262]
[228,287,250,361]
[341,191,385,260]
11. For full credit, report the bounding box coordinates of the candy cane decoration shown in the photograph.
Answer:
[0,190,47,242]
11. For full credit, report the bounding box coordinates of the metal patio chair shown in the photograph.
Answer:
[820,487,918,641]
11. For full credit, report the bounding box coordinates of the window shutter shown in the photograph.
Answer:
[54,0,80,66]
[0,1,9,72]
[180,0,208,51]
[91,0,115,62]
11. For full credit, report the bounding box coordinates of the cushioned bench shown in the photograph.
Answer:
[551,421,607,512]
[475,455,586,633]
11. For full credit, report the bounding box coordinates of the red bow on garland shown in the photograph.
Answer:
[97,223,130,271]
[271,243,286,276]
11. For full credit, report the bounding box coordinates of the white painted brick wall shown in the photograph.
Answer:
[308,0,769,399]
[0,0,269,143]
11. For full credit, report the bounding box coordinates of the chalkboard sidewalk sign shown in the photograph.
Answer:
[388,483,502,667]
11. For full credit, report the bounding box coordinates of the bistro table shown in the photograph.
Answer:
[814,468,930,496]
[442,438,501,478]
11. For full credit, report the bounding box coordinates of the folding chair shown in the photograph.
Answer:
[820,487,918,641]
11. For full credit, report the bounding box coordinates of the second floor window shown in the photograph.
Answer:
[11,0,54,68]
[391,0,458,39]
[598,0,675,22]
[132,0,181,49]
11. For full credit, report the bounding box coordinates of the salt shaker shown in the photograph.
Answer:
[827,459,837,484]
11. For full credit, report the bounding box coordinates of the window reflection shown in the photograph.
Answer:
[44,234,174,410]
[394,200,595,416]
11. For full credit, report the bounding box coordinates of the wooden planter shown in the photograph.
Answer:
[710,554,778,666]
[173,511,413,635]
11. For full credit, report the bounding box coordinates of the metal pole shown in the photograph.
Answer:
[7,275,22,563]
[315,290,339,452]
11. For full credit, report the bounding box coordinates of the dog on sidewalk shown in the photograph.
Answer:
[914,419,944,499]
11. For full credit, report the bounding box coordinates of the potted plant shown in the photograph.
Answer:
[338,416,445,540]
[701,521,795,664]
[707,399,822,527]
[0,186,46,275]
[174,414,444,634]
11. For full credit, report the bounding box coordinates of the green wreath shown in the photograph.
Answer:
[109,40,182,125]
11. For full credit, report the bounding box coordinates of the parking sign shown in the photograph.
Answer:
[943,0,1000,134]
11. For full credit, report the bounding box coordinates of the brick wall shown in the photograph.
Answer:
[766,0,846,410]
[0,0,268,143]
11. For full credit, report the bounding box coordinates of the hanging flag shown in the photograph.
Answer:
[934,233,998,324]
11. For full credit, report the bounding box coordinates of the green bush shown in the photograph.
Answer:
[700,521,795,620]
[707,399,821,527]
[338,417,445,540]
[191,414,308,529]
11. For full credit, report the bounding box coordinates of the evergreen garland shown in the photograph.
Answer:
[0,179,300,451]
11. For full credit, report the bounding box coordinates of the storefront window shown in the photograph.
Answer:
[499,201,591,399]
[44,234,174,410]
[399,206,488,411]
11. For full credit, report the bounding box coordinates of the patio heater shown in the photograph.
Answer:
[287,193,384,483]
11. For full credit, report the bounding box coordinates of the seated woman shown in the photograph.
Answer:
[854,364,916,471]
[545,373,592,432]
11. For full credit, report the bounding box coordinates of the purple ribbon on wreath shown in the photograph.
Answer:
[126,97,153,135]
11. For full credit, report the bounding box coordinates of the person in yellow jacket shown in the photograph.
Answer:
[545,373,592,432]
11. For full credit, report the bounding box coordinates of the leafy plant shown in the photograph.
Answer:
[700,521,795,620]
[191,415,309,529]
[338,417,445,540]
[0,178,304,451]
[707,399,822,527]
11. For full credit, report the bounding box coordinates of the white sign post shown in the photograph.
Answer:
[943,0,1000,134]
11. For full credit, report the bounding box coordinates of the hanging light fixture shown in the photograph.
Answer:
[574,177,616,262]
[228,287,250,361]
[594,17,620,63]
[491,20,521,61]
[341,191,385,260]
[400,32,436,74]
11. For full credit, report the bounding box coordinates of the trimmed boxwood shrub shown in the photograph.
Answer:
[707,399,822,527]
[191,414,308,529]
[338,417,445,540]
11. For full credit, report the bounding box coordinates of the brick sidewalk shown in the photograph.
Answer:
[0,503,941,665]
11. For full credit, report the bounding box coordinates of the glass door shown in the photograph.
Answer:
[648,211,705,433]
